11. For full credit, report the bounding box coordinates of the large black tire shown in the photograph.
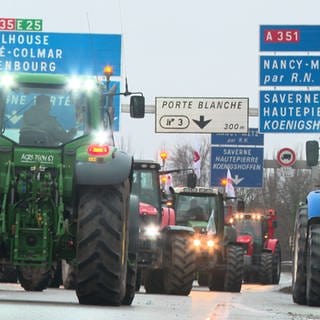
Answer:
[18,266,52,291]
[272,243,281,284]
[306,224,320,306]
[292,206,307,305]
[224,245,244,292]
[76,183,130,306]
[259,252,273,284]
[122,253,138,305]
[144,269,165,294]
[162,234,196,295]
[0,264,18,283]
[62,260,77,290]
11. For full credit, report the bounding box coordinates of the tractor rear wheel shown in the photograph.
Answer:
[76,182,130,306]
[272,243,281,284]
[292,206,307,305]
[18,266,52,291]
[163,234,196,295]
[259,252,273,284]
[224,245,244,292]
[306,224,320,306]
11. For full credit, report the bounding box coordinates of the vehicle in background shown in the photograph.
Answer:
[169,186,244,292]
[292,140,320,306]
[230,209,281,284]
[132,160,196,295]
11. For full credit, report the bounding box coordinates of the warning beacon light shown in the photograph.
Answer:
[160,151,168,161]
[103,65,113,81]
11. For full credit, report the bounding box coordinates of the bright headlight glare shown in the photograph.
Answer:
[144,225,160,238]
[207,239,215,248]
[193,239,201,247]
[84,78,96,91]
[92,129,113,145]
[68,77,82,90]
[68,77,96,92]
[0,74,15,89]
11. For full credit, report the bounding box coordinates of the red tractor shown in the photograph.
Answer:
[231,209,281,284]
[131,160,196,295]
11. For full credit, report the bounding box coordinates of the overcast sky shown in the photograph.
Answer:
[4,0,320,160]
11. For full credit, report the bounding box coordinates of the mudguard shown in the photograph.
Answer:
[75,150,133,185]
[307,190,320,220]
[162,225,195,235]
[264,238,278,254]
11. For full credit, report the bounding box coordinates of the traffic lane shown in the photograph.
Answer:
[0,273,320,320]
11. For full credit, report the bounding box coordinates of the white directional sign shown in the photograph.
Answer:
[155,97,249,133]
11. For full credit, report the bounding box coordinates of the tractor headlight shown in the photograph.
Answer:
[143,224,160,239]
[207,239,215,248]
[193,238,201,247]
[68,76,97,92]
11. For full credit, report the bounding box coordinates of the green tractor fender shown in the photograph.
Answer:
[161,225,195,237]
[75,150,133,185]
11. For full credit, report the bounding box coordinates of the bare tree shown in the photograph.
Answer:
[167,136,211,186]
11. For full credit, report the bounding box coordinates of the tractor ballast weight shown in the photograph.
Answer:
[0,71,145,306]
[232,209,281,285]
[132,160,196,295]
[169,186,244,292]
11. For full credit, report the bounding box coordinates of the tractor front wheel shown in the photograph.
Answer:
[259,252,273,284]
[272,243,281,284]
[292,206,307,305]
[306,224,320,306]
[163,234,196,295]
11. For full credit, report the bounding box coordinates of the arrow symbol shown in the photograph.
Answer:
[192,115,211,129]
[232,175,244,185]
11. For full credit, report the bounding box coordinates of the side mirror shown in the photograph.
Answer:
[306,140,319,167]
[130,95,145,118]
[187,173,197,188]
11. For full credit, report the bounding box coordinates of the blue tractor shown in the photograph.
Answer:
[292,140,320,306]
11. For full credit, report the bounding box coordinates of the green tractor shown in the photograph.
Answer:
[0,69,145,306]
[169,186,244,292]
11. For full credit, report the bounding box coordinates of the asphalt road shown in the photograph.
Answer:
[0,273,320,320]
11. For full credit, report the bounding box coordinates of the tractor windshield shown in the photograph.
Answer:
[132,169,161,210]
[175,194,218,224]
[0,86,86,147]
[234,217,262,242]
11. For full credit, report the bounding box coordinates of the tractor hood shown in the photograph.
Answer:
[187,220,208,232]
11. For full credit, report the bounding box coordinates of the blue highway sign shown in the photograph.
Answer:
[0,31,121,75]
[260,90,320,133]
[211,146,263,188]
[260,25,320,52]
[211,128,264,146]
[260,56,320,86]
